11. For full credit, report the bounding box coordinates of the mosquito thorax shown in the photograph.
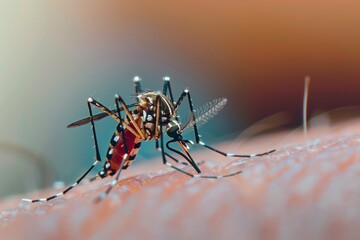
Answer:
[166,120,182,139]
[134,92,177,140]
[137,92,175,123]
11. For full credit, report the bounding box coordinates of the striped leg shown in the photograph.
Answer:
[95,138,142,202]
[162,76,175,104]
[153,76,173,147]
[115,95,145,140]
[158,100,242,179]
[155,140,204,166]
[22,160,100,202]
[162,76,179,122]
[96,93,142,179]
[174,89,276,157]
[94,154,128,203]
[174,89,200,143]
[159,130,242,179]
[22,98,111,203]
[114,96,128,154]
[133,76,143,95]
[190,140,276,158]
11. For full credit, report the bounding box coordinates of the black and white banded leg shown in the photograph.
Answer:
[133,76,143,95]
[154,76,179,148]
[162,76,176,105]
[22,98,114,202]
[159,131,242,179]
[188,140,276,158]
[174,88,276,158]
[90,96,132,182]
[115,94,146,140]
[114,96,129,154]
[153,94,200,167]
[94,154,128,203]
[155,141,204,167]
[174,88,200,143]
[158,100,242,179]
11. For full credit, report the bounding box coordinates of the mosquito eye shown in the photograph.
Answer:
[166,122,180,138]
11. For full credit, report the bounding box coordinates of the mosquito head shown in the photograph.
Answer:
[166,120,182,140]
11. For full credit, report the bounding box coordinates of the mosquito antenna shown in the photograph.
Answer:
[303,75,311,139]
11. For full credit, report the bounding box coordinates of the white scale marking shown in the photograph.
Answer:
[113,135,120,142]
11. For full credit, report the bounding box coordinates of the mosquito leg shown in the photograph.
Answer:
[166,139,201,173]
[88,97,139,140]
[94,154,128,202]
[155,140,204,166]
[173,89,276,157]
[87,98,122,123]
[22,160,100,202]
[194,140,276,158]
[153,95,161,140]
[114,97,129,154]
[133,76,143,95]
[164,161,242,179]
[174,89,200,143]
[66,103,138,129]
[162,76,175,104]
[22,98,115,202]
[115,95,145,140]
[162,76,179,122]
[159,129,241,179]
[158,102,236,178]
[87,98,106,163]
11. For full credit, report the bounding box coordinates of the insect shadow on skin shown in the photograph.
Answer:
[22,76,275,203]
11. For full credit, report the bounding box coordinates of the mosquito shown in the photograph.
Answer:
[23,76,275,203]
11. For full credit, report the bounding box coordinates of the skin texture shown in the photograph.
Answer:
[0,119,359,239]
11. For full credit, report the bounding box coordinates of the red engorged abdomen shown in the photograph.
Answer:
[107,123,137,172]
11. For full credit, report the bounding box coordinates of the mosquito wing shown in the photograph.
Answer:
[180,97,227,133]
[67,103,138,128]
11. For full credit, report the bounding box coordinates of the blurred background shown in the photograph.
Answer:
[0,0,359,198]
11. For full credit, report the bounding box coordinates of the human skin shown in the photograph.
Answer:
[0,119,359,240]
